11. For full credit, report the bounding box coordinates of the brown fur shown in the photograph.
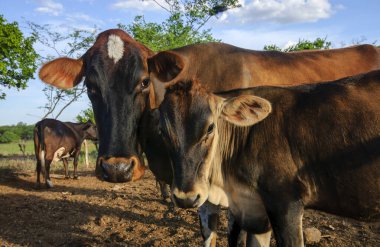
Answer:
[149,43,380,107]
[159,71,380,246]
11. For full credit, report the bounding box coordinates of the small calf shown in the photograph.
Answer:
[158,71,380,247]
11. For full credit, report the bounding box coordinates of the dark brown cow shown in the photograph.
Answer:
[34,118,97,188]
[157,71,380,247]
[39,29,151,183]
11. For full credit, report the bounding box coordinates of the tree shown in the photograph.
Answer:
[264,37,332,52]
[0,130,19,143]
[119,0,241,51]
[28,22,98,119]
[76,107,95,124]
[0,15,38,99]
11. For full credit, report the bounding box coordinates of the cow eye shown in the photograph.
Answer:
[158,127,169,141]
[207,123,215,135]
[87,86,99,96]
[141,78,150,89]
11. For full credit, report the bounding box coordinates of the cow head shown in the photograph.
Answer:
[39,29,155,183]
[82,121,98,141]
[158,79,272,208]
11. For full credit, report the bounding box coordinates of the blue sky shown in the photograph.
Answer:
[0,0,379,126]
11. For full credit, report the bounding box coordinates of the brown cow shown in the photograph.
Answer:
[148,42,380,107]
[38,29,380,246]
[157,71,380,247]
[34,118,97,188]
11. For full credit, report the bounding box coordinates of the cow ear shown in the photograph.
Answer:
[220,95,272,127]
[147,51,184,109]
[39,57,84,89]
[148,51,184,82]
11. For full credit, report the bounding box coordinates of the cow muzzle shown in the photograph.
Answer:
[96,156,145,183]
[172,189,201,208]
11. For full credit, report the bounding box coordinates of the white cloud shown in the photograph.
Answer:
[221,0,333,24]
[34,0,64,16]
[65,13,105,26]
[110,0,168,12]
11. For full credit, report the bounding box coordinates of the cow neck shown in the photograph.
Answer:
[63,122,86,144]
[209,118,251,188]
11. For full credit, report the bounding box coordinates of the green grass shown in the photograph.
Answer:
[0,140,98,157]
[0,140,35,156]
[0,140,98,174]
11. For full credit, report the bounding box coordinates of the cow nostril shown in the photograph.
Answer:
[101,163,109,172]
[172,193,178,201]
[102,172,109,180]
[194,194,200,204]
[100,163,110,179]
[130,158,136,167]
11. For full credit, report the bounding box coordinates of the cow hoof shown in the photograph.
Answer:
[35,183,42,190]
[73,176,79,180]
[46,180,54,188]
[65,176,70,179]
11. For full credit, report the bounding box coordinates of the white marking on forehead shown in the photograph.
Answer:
[107,34,124,64]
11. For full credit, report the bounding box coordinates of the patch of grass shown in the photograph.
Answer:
[0,140,34,156]
[0,141,98,173]
[0,156,97,173]
[0,158,35,172]
[0,140,98,157]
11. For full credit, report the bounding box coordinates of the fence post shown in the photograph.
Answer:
[84,139,89,168]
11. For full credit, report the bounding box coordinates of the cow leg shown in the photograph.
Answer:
[157,179,171,202]
[73,154,79,179]
[63,158,70,179]
[228,212,248,247]
[198,201,219,247]
[267,202,304,247]
[227,215,243,247]
[247,231,272,247]
[44,159,54,188]
[228,210,272,247]
[36,160,42,189]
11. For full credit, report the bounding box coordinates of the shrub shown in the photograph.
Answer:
[0,131,19,143]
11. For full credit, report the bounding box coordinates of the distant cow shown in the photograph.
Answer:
[34,119,97,188]
[158,71,380,247]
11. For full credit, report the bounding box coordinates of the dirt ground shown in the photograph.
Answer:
[0,164,379,247]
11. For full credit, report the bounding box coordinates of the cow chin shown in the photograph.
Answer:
[96,156,145,183]
[171,181,209,209]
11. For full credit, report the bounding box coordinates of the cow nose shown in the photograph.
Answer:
[101,160,134,182]
[96,156,145,183]
[172,193,201,208]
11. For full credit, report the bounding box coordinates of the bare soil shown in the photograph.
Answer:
[0,166,379,247]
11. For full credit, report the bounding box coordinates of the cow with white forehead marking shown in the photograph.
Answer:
[38,29,233,247]
[39,29,151,182]
[158,72,380,247]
